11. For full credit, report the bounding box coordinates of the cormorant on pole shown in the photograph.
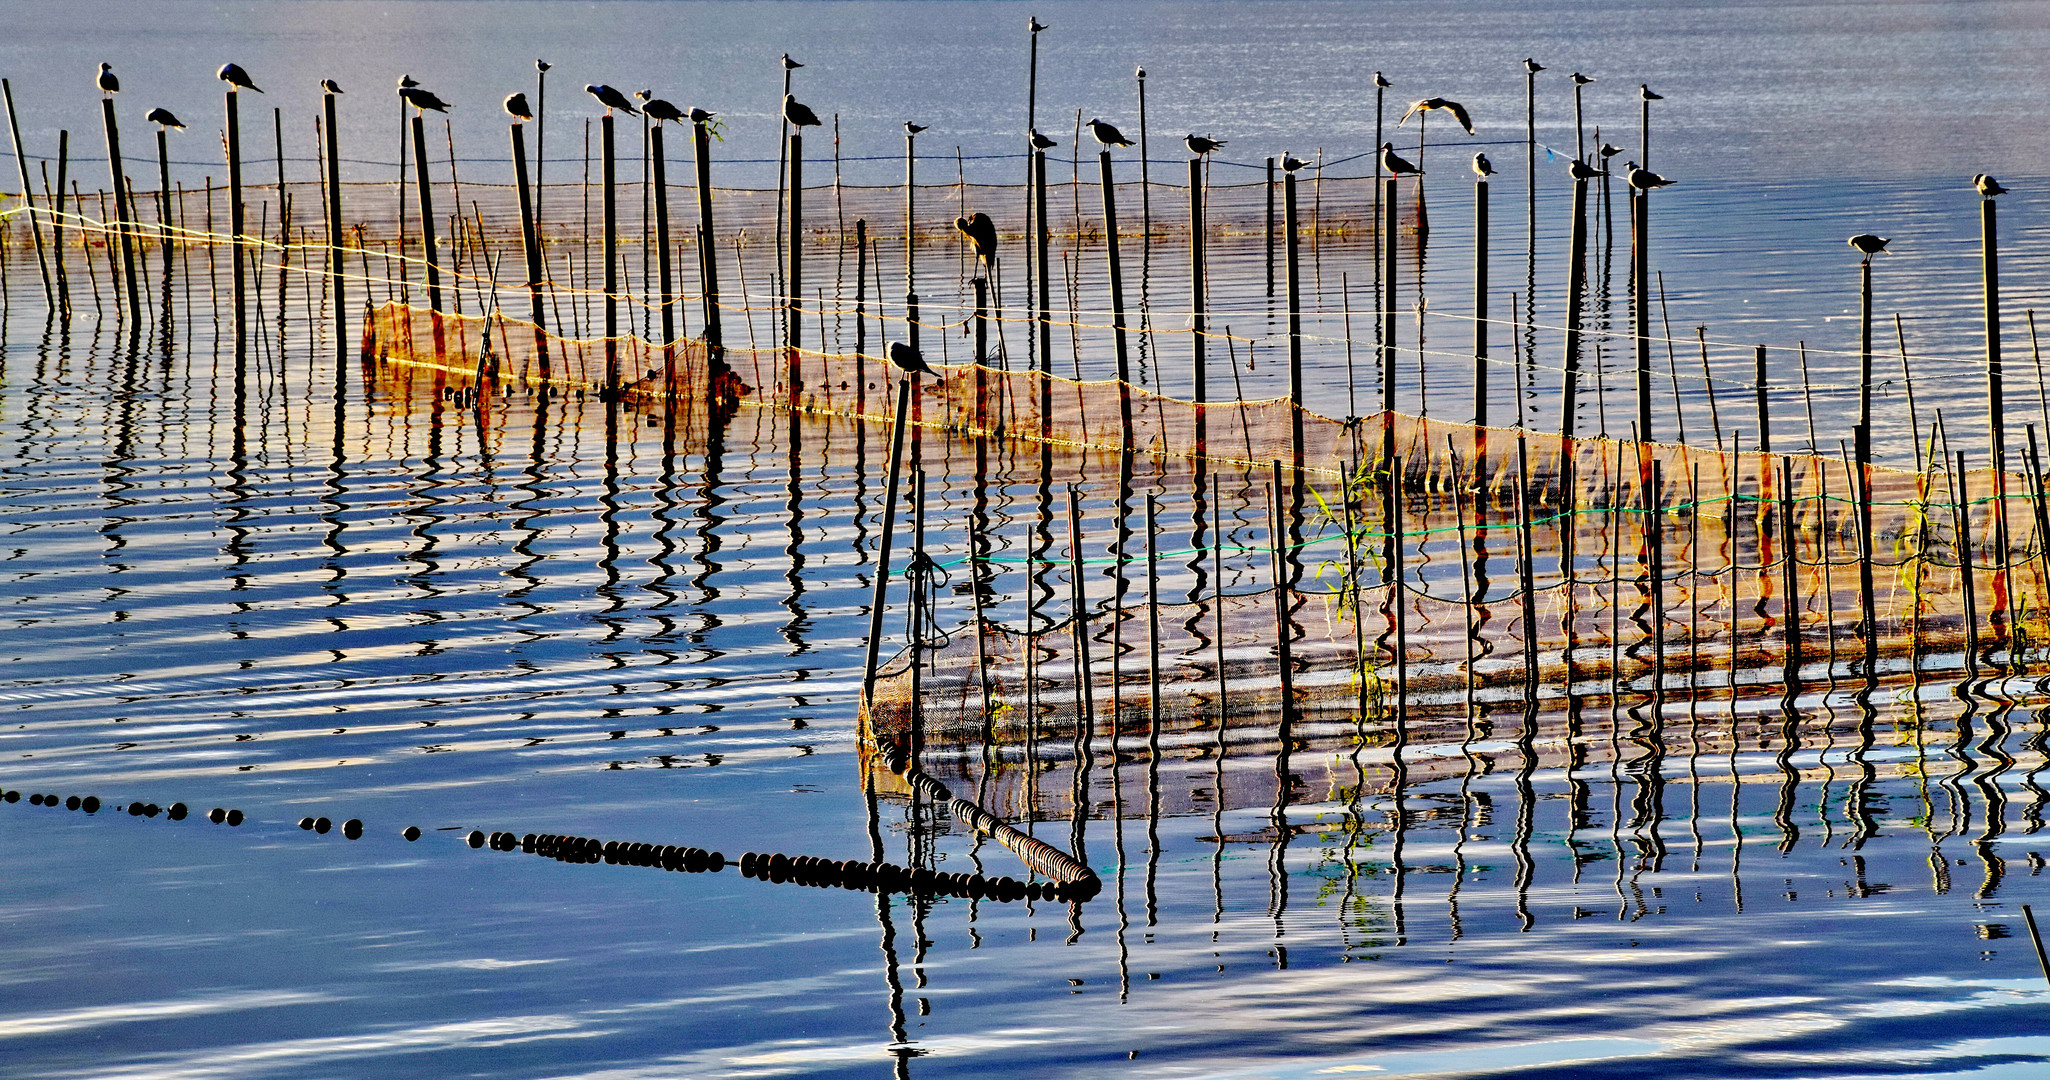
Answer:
[218,63,262,93]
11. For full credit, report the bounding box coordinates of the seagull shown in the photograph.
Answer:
[1524,58,1545,74]
[398,74,420,90]
[1848,234,1890,259]
[1030,16,1048,32]
[1375,71,1392,89]
[1568,158,1607,181]
[587,84,638,116]
[536,60,550,73]
[688,106,716,124]
[504,92,533,121]
[904,121,927,135]
[1380,142,1422,176]
[782,94,821,127]
[1088,118,1134,147]
[97,63,119,95]
[644,98,684,124]
[1472,152,1495,178]
[782,53,804,71]
[887,340,936,376]
[1624,161,1673,189]
[1976,173,2010,198]
[1571,72,1594,86]
[1399,97,1474,135]
[218,63,262,93]
[321,79,344,94]
[1028,128,1057,150]
[145,107,185,131]
[400,86,451,114]
[1597,142,1623,160]
[1281,153,1309,173]
[1184,134,1225,155]
[955,212,998,264]
[1640,84,1663,101]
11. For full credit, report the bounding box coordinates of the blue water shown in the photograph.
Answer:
[2,3,2050,1079]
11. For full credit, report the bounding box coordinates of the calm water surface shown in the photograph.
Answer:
[4,3,2050,1078]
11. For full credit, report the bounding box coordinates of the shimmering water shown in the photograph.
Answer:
[6,3,2050,1079]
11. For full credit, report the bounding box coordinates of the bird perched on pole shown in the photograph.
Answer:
[97,63,119,96]
[887,340,935,376]
[145,107,184,132]
[1380,143,1422,176]
[1028,128,1057,150]
[1472,152,1495,179]
[955,212,998,266]
[1184,134,1226,156]
[689,107,716,125]
[904,121,927,136]
[1088,118,1134,147]
[782,94,821,128]
[644,98,685,124]
[535,60,550,74]
[1280,153,1308,173]
[504,92,533,122]
[1624,161,1673,189]
[1976,173,2010,198]
[321,79,344,95]
[1568,158,1607,181]
[1598,142,1623,162]
[1640,84,1662,102]
[1399,96,1474,135]
[218,63,262,93]
[400,86,451,114]
[782,53,804,72]
[1847,234,1890,262]
[587,85,638,116]
[397,74,419,90]
[1030,16,1048,33]
[1524,58,1545,74]
[1571,72,1594,87]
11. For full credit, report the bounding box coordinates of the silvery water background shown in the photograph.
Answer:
[4,3,2050,1078]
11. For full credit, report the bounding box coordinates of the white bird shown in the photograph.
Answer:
[1281,153,1309,173]
[321,78,344,94]
[1398,96,1474,135]
[1624,161,1674,189]
[1380,142,1422,176]
[1524,58,1545,74]
[1640,84,1663,101]
[1571,72,1594,86]
[1088,118,1134,147]
[1976,173,2010,198]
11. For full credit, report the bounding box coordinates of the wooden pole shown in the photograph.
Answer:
[100,97,141,323]
[1383,176,1398,420]
[1189,156,1205,404]
[653,122,675,347]
[1633,188,1650,441]
[1269,461,1296,729]
[1100,149,1133,434]
[1035,148,1051,381]
[692,117,721,349]
[1852,424,1878,694]
[1858,257,1874,463]
[1145,492,1162,760]
[3,80,54,307]
[1779,456,1801,695]
[788,131,804,376]
[409,112,441,312]
[157,127,173,284]
[1066,485,1096,742]
[1517,435,1539,702]
[861,374,916,708]
[1390,454,1409,736]
[1953,450,1981,677]
[601,113,617,388]
[1755,346,1771,452]
[228,89,247,342]
[1558,176,1590,439]
[1475,176,1489,425]
[510,121,547,352]
[1284,168,1303,461]
[324,89,345,370]
[1264,157,1275,296]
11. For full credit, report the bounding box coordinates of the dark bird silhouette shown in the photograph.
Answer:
[536,60,550,73]
[97,63,118,95]
[904,121,927,135]
[1399,96,1474,135]
[1848,234,1890,259]
[1640,84,1663,101]
[689,106,716,124]
[1375,71,1392,89]
[321,79,344,94]
[400,86,451,114]
[887,340,936,376]
[1136,66,1146,80]
[1571,72,1594,86]
[1472,152,1495,178]
[1281,153,1309,173]
[145,107,184,131]
[397,74,419,90]
[1030,16,1048,32]
[1624,161,1673,189]
[218,63,262,93]
[1088,118,1134,147]
[1380,143,1422,176]
[782,94,821,127]
[1184,134,1225,155]
[1976,173,2010,198]
[955,212,998,264]
[782,53,804,71]
[1029,128,1057,150]
[1568,158,1607,181]
[504,92,533,121]
[635,89,652,103]
[1597,142,1623,160]
[1524,58,1545,74]
[587,85,638,116]
[644,99,685,124]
